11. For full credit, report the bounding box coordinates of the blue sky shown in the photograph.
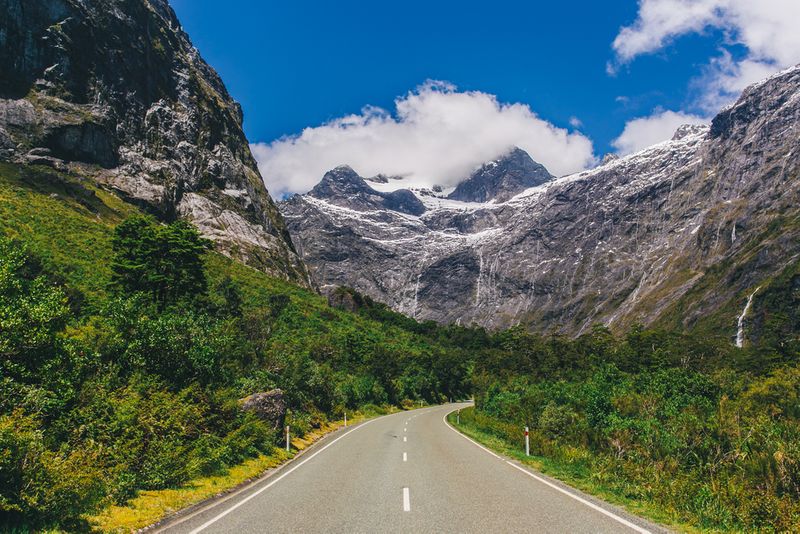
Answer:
[170,0,797,195]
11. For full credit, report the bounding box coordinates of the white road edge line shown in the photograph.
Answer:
[442,408,502,460]
[187,417,379,534]
[403,487,411,511]
[443,408,652,534]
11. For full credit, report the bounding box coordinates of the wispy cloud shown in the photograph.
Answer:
[251,81,596,197]
[609,0,800,153]
[611,0,800,111]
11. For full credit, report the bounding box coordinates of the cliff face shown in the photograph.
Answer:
[0,0,311,285]
[281,66,800,339]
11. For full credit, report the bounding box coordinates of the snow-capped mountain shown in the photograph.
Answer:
[448,147,554,203]
[280,65,800,337]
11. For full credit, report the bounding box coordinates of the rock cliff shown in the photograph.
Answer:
[0,0,311,285]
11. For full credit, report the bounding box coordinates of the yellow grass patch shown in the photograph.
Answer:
[88,410,392,533]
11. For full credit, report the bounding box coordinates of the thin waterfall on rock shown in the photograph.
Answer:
[736,287,760,348]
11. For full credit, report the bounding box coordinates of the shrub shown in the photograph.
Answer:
[0,411,104,529]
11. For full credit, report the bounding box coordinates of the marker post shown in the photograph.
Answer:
[524,426,530,456]
[286,425,290,452]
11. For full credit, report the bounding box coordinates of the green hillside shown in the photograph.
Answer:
[0,162,473,530]
[3,162,799,533]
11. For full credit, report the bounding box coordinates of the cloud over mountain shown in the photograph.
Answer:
[251,81,595,197]
[612,109,707,155]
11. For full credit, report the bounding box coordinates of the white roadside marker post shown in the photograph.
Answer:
[344,412,347,427]
[286,425,290,452]
[457,409,460,425]
[524,426,530,456]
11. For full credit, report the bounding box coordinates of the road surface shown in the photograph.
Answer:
[160,403,663,534]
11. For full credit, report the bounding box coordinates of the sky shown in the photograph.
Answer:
[170,0,800,197]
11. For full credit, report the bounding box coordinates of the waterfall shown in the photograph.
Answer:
[735,287,760,348]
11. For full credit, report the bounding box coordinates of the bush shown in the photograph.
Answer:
[538,403,577,440]
[0,411,104,530]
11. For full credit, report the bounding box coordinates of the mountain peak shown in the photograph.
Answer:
[307,166,425,215]
[308,166,375,201]
[448,147,554,203]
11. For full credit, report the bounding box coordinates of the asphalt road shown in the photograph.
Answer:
[160,403,663,534]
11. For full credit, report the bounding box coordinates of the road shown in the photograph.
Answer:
[160,403,663,534]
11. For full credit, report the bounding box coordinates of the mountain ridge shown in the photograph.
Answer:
[280,64,800,339]
[448,146,554,203]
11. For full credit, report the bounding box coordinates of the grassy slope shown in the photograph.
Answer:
[0,162,436,359]
[0,162,439,530]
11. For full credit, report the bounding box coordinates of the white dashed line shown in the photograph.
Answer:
[403,452,407,462]
[403,487,411,511]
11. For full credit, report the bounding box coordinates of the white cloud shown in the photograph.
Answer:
[251,81,596,197]
[569,116,583,128]
[610,0,800,111]
[611,109,707,155]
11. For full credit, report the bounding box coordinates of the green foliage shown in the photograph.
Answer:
[472,330,800,531]
[0,411,105,530]
[0,238,70,382]
[110,215,212,309]
[0,166,475,530]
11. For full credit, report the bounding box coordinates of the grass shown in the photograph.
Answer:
[0,162,448,532]
[0,162,135,306]
[0,162,439,357]
[447,407,700,533]
[89,407,401,532]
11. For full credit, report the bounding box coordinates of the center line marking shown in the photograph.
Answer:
[404,428,407,432]
[403,436,407,442]
[403,487,410,511]
[403,452,407,462]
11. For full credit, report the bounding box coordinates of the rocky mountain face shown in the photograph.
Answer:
[448,147,553,203]
[281,65,800,339]
[308,166,426,216]
[0,0,311,285]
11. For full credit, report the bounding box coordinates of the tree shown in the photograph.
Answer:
[0,238,69,381]
[110,215,212,309]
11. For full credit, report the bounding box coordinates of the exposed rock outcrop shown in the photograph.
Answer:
[306,165,425,216]
[448,147,553,203]
[240,389,287,431]
[0,0,311,286]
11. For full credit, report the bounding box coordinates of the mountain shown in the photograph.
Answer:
[0,0,311,286]
[280,65,800,339]
[448,147,553,203]
[307,165,426,215]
